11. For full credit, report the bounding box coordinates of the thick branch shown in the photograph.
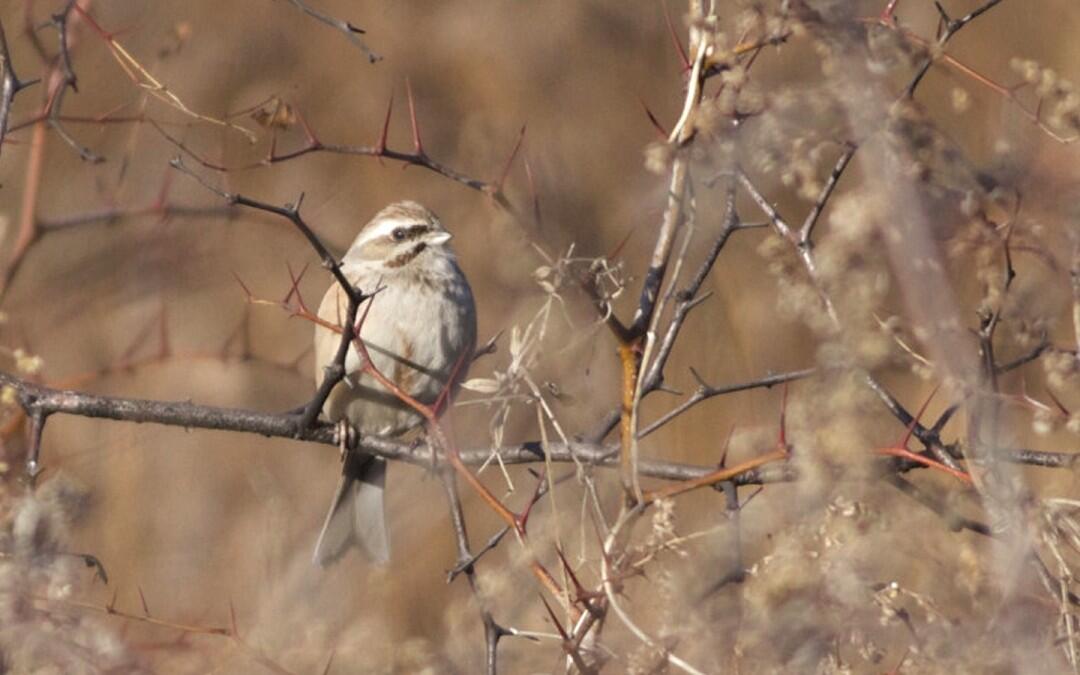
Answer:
[1,371,1068,481]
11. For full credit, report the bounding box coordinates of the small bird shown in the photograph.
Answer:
[313,201,477,565]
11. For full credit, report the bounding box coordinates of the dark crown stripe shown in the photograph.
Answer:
[404,224,431,239]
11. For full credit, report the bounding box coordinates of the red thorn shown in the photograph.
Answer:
[517,469,547,532]
[493,124,527,195]
[405,78,424,156]
[158,303,171,358]
[637,96,668,138]
[1046,386,1071,416]
[232,272,255,301]
[900,384,939,449]
[283,262,307,305]
[153,169,175,213]
[777,383,790,450]
[741,485,764,508]
[433,347,470,415]
[137,586,150,616]
[661,0,691,72]
[118,313,157,364]
[377,91,394,157]
[228,600,239,637]
[94,100,134,123]
[881,0,901,23]
[296,107,319,148]
[607,226,635,261]
[320,653,337,675]
[539,594,569,639]
[293,262,309,289]
[72,4,108,40]
[267,131,279,163]
[71,6,139,47]
[522,151,542,229]
[222,304,253,359]
[888,648,911,675]
[876,446,973,484]
[718,425,736,468]
[354,288,377,336]
[555,547,596,603]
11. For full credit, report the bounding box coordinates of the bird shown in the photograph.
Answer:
[312,201,477,565]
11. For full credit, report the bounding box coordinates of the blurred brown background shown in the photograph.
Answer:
[1,0,1079,672]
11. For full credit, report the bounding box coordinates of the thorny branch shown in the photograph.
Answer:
[903,0,1005,97]
[155,82,521,211]
[8,366,1067,486]
[1,0,95,300]
[0,18,35,156]
[30,592,299,674]
[168,156,361,305]
[440,472,508,675]
[614,0,714,507]
[637,367,816,439]
[45,1,102,163]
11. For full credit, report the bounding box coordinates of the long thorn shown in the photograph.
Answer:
[637,96,668,138]
[377,91,393,155]
[523,151,542,228]
[405,78,424,156]
[900,384,940,449]
[493,124,526,195]
[661,0,690,71]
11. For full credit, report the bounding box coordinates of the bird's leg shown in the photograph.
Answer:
[280,403,308,416]
[334,419,359,462]
[411,430,439,472]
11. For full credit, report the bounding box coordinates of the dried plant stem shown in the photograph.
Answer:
[618,342,642,505]
[600,505,707,675]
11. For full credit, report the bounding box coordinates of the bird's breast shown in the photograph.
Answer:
[316,268,476,436]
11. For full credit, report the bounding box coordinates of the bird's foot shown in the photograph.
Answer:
[411,432,441,473]
[334,419,359,462]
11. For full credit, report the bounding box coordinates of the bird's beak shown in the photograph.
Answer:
[428,231,452,246]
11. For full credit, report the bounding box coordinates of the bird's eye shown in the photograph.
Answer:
[391,228,407,241]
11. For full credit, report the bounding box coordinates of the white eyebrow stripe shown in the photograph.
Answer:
[351,216,420,248]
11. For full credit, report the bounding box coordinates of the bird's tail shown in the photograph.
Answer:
[313,452,390,566]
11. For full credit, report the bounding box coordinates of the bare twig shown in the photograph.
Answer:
[46,1,102,163]
[0,17,36,155]
[798,142,857,245]
[74,4,256,144]
[36,202,239,231]
[617,0,714,507]
[440,472,507,675]
[154,90,519,211]
[169,156,360,303]
[638,367,816,439]
[280,0,380,63]
[904,0,1006,97]
[640,181,741,395]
